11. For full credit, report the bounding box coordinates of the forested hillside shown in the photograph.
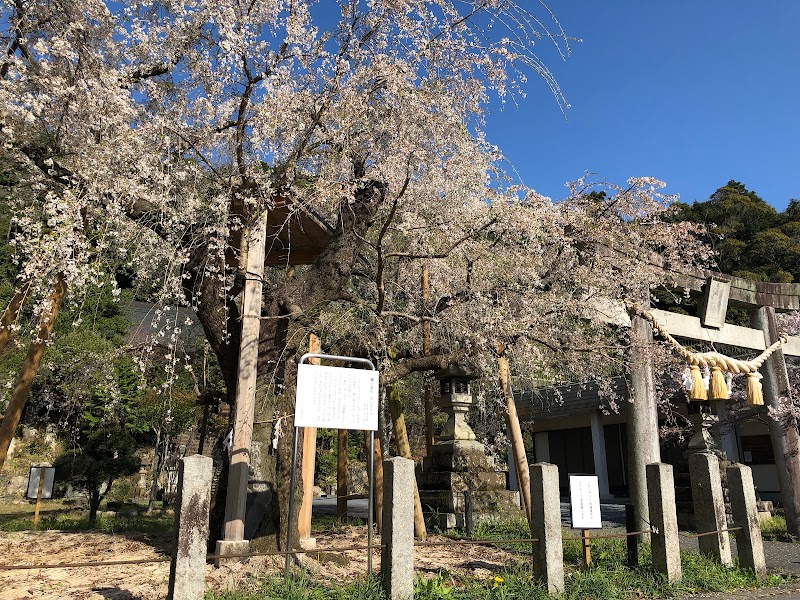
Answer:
[672,180,800,283]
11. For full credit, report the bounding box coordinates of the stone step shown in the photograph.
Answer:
[417,471,506,492]
[421,440,495,474]
[430,509,527,531]
[419,489,520,514]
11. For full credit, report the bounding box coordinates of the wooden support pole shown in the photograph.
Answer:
[387,384,427,540]
[0,280,30,353]
[222,210,268,543]
[581,529,592,568]
[197,345,210,456]
[337,429,348,519]
[422,263,435,455]
[298,334,321,542]
[497,351,532,526]
[364,428,384,533]
[33,466,46,527]
[0,274,66,471]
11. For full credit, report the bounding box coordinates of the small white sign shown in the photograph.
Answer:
[743,451,753,463]
[569,475,602,529]
[26,466,55,500]
[295,363,379,430]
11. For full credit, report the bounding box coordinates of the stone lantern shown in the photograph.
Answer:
[416,364,522,529]
[435,365,479,443]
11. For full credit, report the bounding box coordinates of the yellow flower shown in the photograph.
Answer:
[493,576,505,588]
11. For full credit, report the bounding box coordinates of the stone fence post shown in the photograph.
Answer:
[168,454,213,600]
[381,457,414,600]
[530,463,564,596]
[689,452,733,566]
[727,464,767,578]
[646,463,682,582]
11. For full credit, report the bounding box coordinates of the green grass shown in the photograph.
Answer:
[310,513,366,533]
[205,523,788,600]
[208,571,384,599]
[0,505,174,533]
[760,514,797,542]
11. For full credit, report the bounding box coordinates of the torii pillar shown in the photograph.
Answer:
[627,311,661,541]
[751,306,800,537]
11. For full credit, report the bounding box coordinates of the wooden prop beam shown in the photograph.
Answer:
[422,263,435,455]
[387,384,427,539]
[498,353,532,526]
[337,429,348,519]
[222,211,268,542]
[298,334,321,542]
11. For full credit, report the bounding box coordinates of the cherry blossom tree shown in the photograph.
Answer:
[1,0,711,544]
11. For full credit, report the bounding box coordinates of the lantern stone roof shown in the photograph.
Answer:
[433,364,479,381]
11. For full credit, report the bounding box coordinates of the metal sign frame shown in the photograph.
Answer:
[26,465,55,500]
[285,353,378,579]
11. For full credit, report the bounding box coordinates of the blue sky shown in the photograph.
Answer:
[487,1,800,211]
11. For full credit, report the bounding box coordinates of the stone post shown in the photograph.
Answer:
[689,452,732,566]
[727,464,767,578]
[530,463,564,596]
[381,457,414,600]
[627,312,661,542]
[751,306,800,538]
[168,455,213,600]
[646,463,681,582]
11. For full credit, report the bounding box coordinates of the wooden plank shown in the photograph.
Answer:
[298,335,321,541]
[223,211,268,542]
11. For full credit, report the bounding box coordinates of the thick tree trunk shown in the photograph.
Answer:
[0,274,65,471]
[89,487,101,524]
[498,353,532,526]
[387,383,427,539]
[0,280,30,353]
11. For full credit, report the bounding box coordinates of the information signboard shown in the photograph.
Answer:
[569,474,602,529]
[26,466,55,500]
[294,363,380,430]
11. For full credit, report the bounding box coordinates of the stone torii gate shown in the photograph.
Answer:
[598,273,800,538]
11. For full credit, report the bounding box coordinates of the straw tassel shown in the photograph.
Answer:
[688,364,707,401]
[746,372,764,406]
[709,366,729,401]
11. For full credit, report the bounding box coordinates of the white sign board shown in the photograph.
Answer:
[295,363,379,430]
[569,475,602,529]
[26,466,55,500]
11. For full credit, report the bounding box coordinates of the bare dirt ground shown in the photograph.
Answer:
[0,527,520,599]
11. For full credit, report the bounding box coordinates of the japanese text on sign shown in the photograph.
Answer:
[569,475,602,529]
[295,363,379,430]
